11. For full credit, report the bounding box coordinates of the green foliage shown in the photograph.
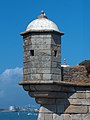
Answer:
[79,60,90,66]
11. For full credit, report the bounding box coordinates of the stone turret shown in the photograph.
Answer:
[19,11,90,120]
[20,11,64,82]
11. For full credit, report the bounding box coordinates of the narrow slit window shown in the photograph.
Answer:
[54,50,57,57]
[30,50,34,56]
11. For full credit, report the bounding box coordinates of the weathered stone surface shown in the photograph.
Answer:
[86,92,90,98]
[42,56,51,61]
[51,62,57,67]
[44,113,53,120]
[65,105,88,114]
[43,74,52,80]
[43,44,51,49]
[23,32,62,82]
[30,38,36,44]
[86,87,90,92]
[42,61,51,68]
[56,99,68,105]
[38,113,44,120]
[68,99,90,105]
[36,98,55,105]
[67,93,77,99]
[29,92,68,98]
[39,105,56,113]
[53,113,64,120]
[89,106,90,113]
[42,68,51,74]
[71,114,82,120]
[22,80,90,120]
[29,85,75,92]
[35,37,44,44]
[23,74,30,80]
[29,85,52,91]
[63,66,90,83]
[29,92,49,98]
[35,49,51,56]
[52,74,61,80]
[51,68,61,74]
[51,56,60,62]
[23,85,30,91]
[31,74,43,80]
[29,56,38,62]
[82,114,90,120]
[20,13,90,120]
[75,87,86,92]
[43,37,51,44]
[29,68,36,74]
[51,34,61,45]
[56,105,64,113]
[23,68,28,74]
[60,86,75,92]
[64,114,71,120]
[76,92,86,98]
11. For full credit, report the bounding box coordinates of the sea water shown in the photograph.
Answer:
[0,112,38,120]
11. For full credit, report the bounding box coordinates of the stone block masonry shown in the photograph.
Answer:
[23,33,61,81]
[62,65,90,83]
[36,85,90,120]
[19,12,90,120]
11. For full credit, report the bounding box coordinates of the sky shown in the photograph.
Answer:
[0,0,90,108]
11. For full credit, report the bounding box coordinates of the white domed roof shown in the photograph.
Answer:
[26,11,60,32]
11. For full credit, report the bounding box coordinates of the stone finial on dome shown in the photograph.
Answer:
[20,11,64,35]
[37,10,48,19]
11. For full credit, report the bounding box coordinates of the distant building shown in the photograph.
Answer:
[9,106,16,111]
[61,58,70,67]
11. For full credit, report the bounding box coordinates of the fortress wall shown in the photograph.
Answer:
[37,86,90,120]
[62,66,90,83]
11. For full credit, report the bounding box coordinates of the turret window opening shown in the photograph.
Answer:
[30,50,34,56]
[54,50,57,57]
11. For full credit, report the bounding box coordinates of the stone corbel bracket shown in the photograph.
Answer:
[19,80,90,105]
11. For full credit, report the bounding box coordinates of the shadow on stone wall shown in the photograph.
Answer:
[36,85,90,119]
